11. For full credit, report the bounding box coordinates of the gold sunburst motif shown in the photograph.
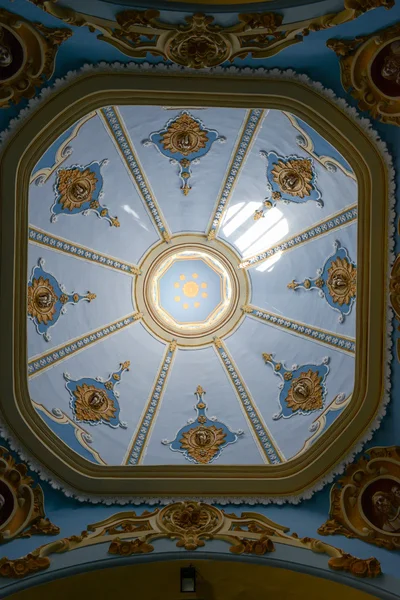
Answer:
[27,277,58,324]
[57,167,98,211]
[327,257,357,306]
[180,425,226,464]
[161,113,209,156]
[271,158,314,198]
[286,370,324,412]
[73,384,117,423]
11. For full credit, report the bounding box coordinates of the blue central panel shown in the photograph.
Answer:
[158,259,222,324]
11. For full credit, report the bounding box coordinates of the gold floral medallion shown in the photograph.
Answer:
[180,425,226,463]
[271,157,314,198]
[27,277,58,324]
[327,257,356,306]
[72,384,117,423]
[57,167,98,211]
[161,113,209,156]
[286,370,324,412]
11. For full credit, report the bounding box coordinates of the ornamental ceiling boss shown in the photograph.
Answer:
[328,21,400,126]
[319,447,400,550]
[0,447,59,544]
[0,8,71,109]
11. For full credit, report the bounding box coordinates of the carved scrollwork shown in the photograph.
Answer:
[0,447,59,544]
[0,8,71,108]
[328,21,400,126]
[0,501,381,579]
[319,447,400,551]
[28,2,394,69]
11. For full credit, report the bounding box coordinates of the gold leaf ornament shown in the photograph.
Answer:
[73,384,117,422]
[286,369,324,412]
[271,158,314,198]
[57,167,98,211]
[327,257,356,306]
[27,277,58,324]
[161,112,209,155]
[180,425,226,463]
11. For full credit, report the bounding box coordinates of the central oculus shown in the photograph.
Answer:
[150,249,232,333]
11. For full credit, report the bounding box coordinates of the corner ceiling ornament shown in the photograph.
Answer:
[318,447,400,550]
[0,8,71,109]
[328,21,400,126]
[255,152,321,218]
[288,241,356,323]
[64,361,130,428]
[0,447,59,544]
[0,502,381,579]
[27,1,395,69]
[52,160,120,227]
[28,258,96,341]
[161,386,243,463]
[143,111,225,195]
[262,353,332,419]
[390,254,400,362]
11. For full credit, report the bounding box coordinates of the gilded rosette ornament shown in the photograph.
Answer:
[0,9,71,109]
[0,447,59,544]
[287,241,356,323]
[318,447,400,551]
[257,151,322,214]
[327,21,400,126]
[28,258,96,341]
[64,362,130,428]
[162,386,243,463]
[262,353,330,419]
[143,111,225,195]
[52,160,119,226]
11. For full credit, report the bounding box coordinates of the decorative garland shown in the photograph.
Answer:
[0,61,395,506]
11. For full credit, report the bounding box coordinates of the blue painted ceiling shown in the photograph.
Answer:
[27,105,357,467]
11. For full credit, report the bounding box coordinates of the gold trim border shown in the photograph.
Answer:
[0,70,389,499]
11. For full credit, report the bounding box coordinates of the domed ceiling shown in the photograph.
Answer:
[27,105,357,468]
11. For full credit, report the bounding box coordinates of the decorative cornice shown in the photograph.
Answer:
[26,2,393,69]
[0,502,381,579]
[28,312,142,377]
[213,338,284,464]
[125,341,177,465]
[207,110,265,240]
[239,205,357,270]
[99,107,171,241]
[29,226,141,276]
[242,305,356,355]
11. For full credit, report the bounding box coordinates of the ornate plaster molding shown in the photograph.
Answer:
[328,21,400,127]
[0,502,382,579]
[0,447,59,544]
[0,7,71,109]
[319,447,400,550]
[28,2,393,69]
[0,63,394,505]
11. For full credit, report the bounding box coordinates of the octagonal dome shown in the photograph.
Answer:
[0,73,389,500]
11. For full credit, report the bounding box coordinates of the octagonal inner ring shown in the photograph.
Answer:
[136,235,250,346]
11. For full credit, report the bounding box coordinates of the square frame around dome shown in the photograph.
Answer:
[0,69,390,501]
